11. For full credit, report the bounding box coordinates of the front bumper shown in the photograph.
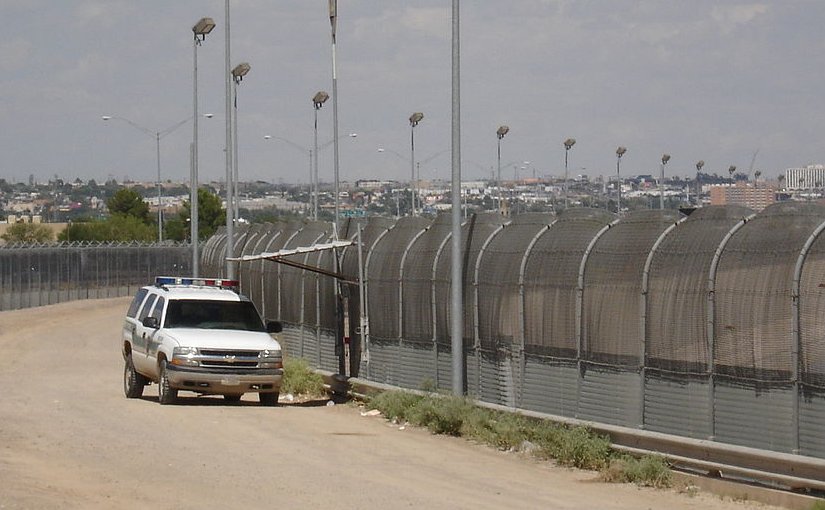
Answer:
[165,365,283,394]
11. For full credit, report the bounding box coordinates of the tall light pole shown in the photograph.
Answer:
[328,0,342,236]
[223,1,234,279]
[101,115,195,242]
[695,160,705,206]
[450,0,463,396]
[496,125,509,213]
[563,138,576,209]
[409,112,424,216]
[616,146,626,215]
[231,62,251,226]
[659,153,671,210]
[192,16,215,277]
[313,91,329,220]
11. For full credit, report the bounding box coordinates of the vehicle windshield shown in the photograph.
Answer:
[164,299,266,332]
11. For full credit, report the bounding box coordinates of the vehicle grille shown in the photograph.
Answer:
[198,349,261,369]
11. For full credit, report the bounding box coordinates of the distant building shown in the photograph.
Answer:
[785,164,825,190]
[709,182,775,211]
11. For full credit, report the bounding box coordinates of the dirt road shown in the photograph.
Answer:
[0,298,779,509]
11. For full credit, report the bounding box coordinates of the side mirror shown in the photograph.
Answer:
[266,320,283,333]
[142,316,159,329]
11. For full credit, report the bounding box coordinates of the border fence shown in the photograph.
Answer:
[203,203,825,459]
[0,241,190,311]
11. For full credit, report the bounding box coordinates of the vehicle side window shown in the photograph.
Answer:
[127,289,149,318]
[151,297,165,323]
[138,295,158,321]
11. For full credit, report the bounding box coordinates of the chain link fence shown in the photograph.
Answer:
[0,241,191,311]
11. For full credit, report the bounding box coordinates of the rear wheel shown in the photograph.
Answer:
[123,354,147,399]
[259,392,279,407]
[158,361,178,405]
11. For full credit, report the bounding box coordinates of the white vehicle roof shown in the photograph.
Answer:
[142,284,244,302]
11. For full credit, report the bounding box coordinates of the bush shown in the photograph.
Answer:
[600,455,672,488]
[281,358,325,397]
[365,389,672,488]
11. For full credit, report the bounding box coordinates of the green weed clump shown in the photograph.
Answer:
[365,389,673,488]
[281,358,325,397]
[600,454,673,488]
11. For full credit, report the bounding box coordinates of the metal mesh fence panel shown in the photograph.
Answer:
[714,202,825,382]
[582,209,681,367]
[201,226,227,277]
[237,223,268,296]
[523,208,614,358]
[261,221,302,321]
[476,213,555,351]
[800,223,825,390]
[402,214,453,344]
[0,243,190,311]
[434,212,507,347]
[646,206,752,374]
[278,221,332,324]
[367,217,430,343]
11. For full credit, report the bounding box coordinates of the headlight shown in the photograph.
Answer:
[171,346,199,366]
[259,349,283,369]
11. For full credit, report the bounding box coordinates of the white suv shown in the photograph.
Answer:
[121,277,283,406]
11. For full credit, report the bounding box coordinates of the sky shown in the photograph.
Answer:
[1,1,823,186]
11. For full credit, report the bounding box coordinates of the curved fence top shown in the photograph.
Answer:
[476,213,556,350]
[582,209,682,367]
[799,215,825,389]
[523,208,615,357]
[714,201,825,381]
[367,216,431,341]
[434,212,508,344]
[402,214,454,343]
[646,205,753,373]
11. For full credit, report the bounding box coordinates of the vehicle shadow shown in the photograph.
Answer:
[137,394,339,407]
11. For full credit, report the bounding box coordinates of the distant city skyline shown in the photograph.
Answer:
[1,1,823,185]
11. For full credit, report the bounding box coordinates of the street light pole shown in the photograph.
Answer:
[313,91,329,221]
[232,62,251,227]
[328,0,341,236]
[409,112,424,217]
[616,146,626,215]
[101,115,194,243]
[496,125,509,213]
[660,153,671,210]
[695,160,705,207]
[450,0,463,396]
[192,16,215,277]
[563,138,576,209]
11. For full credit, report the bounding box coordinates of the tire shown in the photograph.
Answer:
[158,360,178,405]
[223,394,242,403]
[259,392,279,407]
[123,354,147,399]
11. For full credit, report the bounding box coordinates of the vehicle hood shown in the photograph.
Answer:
[162,329,281,351]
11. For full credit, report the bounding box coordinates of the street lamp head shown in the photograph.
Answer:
[203,113,214,118]
[312,91,329,109]
[264,135,272,140]
[409,112,424,127]
[101,116,112,121]
[496,125,510,139]
[231,62,251,83]
[349,133,358,138]
[661,154,671,164]
[564,138,576,150]
[192,17,216,40]
[696,160,705,171]
[616,146,627,157]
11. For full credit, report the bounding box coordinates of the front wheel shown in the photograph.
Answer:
[123,354,147,399]
[158,360,178,405]
[259,392,279,407]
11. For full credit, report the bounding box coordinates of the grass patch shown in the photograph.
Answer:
[809,500,825,510]
[281,358,325,397]
[366,390,671,487]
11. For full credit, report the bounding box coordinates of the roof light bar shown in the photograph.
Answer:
[155,276,239,288]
